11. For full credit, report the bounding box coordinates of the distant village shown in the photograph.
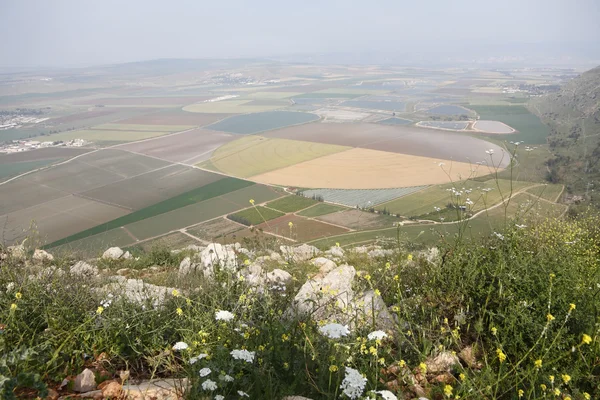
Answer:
[0,138,88,154]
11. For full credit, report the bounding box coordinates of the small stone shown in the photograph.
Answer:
[270,252,282,261]
[312,257,337,275]
[45,388,59,400]
[328,246,345,258]
[116,268,131,276]
[73,368,97,392]
[70,261,98,277]
[458,346,482,369]
[101,381,122,398]
[102,247,124,260]
[266,269,292,286]
[122,251,132,260]
[33,249,54,262]
[425,351,460,374]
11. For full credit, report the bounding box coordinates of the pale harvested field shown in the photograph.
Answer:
[183,100,285,114]
[76,96,212,106]
[0,180,66,215]
[246,92,302,99]
[263,123,509,168]
[115,128,236,164]
[317,209,400,230]
[48,109,118,124]
[45,129,171,143]
[117,111,232,126]
[201,136,349,178]
[80,165,222,210]
[2,195,130,245]
[92,123,194,132]
[251,148,483,189]
[473,120,516,134]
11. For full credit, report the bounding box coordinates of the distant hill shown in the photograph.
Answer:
[531,65,600,206]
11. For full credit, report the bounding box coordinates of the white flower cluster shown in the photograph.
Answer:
[230,349,255,363]
[372,390,398,400]
[340,367,367,399]
[367,330,387,341]
[199,367,211,377]
[189,353,208,365]
[201,379,217,391]
[172,341,188,351]
[318,323,351,339]
[215,310,235,322]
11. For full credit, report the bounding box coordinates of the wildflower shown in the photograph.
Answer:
[582,334,592,345]
[215,310,235,322]
[374,288,381,296]
[336,242,340,247]
[553,388,560,396]
[534,359,542,368]
[172,342,189,351]
[367,330,387,341]
[215,396,224,400]
[493,232,504,240]
[444,385,453,397]
[201,379,217,391]
[561,374,571,384]
[172,289,180,297]
[459,373,466,381]
[546,313,555,322]
[283,362,289,369]
[496,348,506,363]
[465,198,474,206]
[549,375,554,384]
[329,365,338,372]
[238,391,250,397]
[407,254,413,261]
[398,360,406,368]
[176,308,183,316]
[518,389,524,398]
[281,333,290,342]
[230,349,255,363]
[339,367,367,399]
[485,149,494,155]
[189,354,208,365]
[198,367,211,377]
[584,393,591,400]
[214,375,231,385]
[96,306,104,315]
[318,323,351,339]
[385,262,391,269]
[373,390,397,400]
[249,199,255,205]
[364,274,371,281]
[10,303,17,311]
[569,303,576,311]
[15,292,22,300]
[288,221,293,227]
[244,259,250,265]
[491,327,497,336]
[540,384,546,391]
[419,363,427,373]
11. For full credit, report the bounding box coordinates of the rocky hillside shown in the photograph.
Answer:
[1,215,599,399]
[531,66,600,205]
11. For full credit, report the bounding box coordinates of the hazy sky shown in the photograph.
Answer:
[1,0,599,67]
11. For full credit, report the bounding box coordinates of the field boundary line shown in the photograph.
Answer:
[179,229,210,245]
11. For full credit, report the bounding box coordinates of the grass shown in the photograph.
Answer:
[469,105,550,144]
[227,206,285,226]
[205,111,319,135]
[265,195,318,213]
[259,214,350,242]
[44,129,169,143]
[526,184,564,202]
[297,203,348,217]
[199,136,350,178]
[45,178,254,248]
[182,100,284,114]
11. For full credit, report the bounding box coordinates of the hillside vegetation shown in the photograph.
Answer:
[531,66,600,206]
[1,212,599,399]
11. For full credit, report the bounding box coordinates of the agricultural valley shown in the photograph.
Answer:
[0,61,575,254]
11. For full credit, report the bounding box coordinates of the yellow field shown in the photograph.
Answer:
[93,123,194,132]
[198,136,350,178]
[251,148,483,189]
[182,100,286,114]
[45,129,169,143]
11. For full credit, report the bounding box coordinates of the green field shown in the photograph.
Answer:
[45,129,170,143]
[469,105,550,144]
[46,177,253,248]
[265,195,318,212]
[227,206,285,226]
[297,203,348,217]
[51,228,135,258]
[93,123,194,132]
[199,136,350,178]
[0,158,62,181]
[525,184,564,202]
[376,179,535,218]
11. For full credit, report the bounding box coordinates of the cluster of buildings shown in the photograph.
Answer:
[0,115,49,130]
[0,138,88,154]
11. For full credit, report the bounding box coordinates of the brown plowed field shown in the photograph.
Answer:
[0,147,91,164]
[115,128,237,164]
[47,109,118,124]
[257,214,349,242]
[262,123,508,168]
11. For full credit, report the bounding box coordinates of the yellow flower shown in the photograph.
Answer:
[406,330,413,337]
[399,360,406,368]
[288,222,293,227]
[172,289,180,297]
[582,334,592,345]
[378,357,385,365]
[374,289,381,296]
[249,199,255,205]
[459,373,466,381]
[281,334,289,342]
[549,273,556,279]
[96,306,104,315]
[583,392,591,400]
[444,385,453,397]
[549,375,555,384]
[534,359,542,368]
[364,274,371,281]
[407,254,413,261]
[561,374,571,384]
[329,365,338,372]
[385,262,391,269]
[553,388,560,396]
[419,362,427,373]
[336,242,340,247]
[564,397,571,400]
[491,327,497,336]
[15,292,22,300]
[540,384,547,391]
[518,389,524,398]
[10,303,17,311]
[546,313,555,322]
[496,348,506,363]
[186,298,192,306]
[176,308,183,316]
[569,303,576,311]
[393,275,399,281]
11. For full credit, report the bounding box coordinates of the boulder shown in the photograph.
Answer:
[200,243,236,271]
[73,368,97,392]
[32,249,54,262]
[266,269,292,287]
[178,257,194,277]
[121,378,188,400]
[102,247,124,260]
[312,257,337,276]
[280,244,320,262]
[100,277,178,308]
[70,261,99,277]
[270,252,283,261]
[327,246,345,258]
[353,290,395,330]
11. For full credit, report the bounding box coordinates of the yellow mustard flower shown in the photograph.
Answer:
[444,385,453,397]
[176,308,183,316]
[582,334,592,345]
[374,289,381,296]
[283,362,289,370]
[281,334,289,342]
[518,389,524,398]
[549,375,555,384]
[534,359,542,368]
[288,222,293,227]
[336,242,340,247]
[329,365,338,372]
[10,303,17,311]
[553,388,560,396]
[419,362,427,373]
[407,254,413,261]
[561,374,571,384]
[15,292,22,300]
[459,373,466,381]
[569,303,576,311]
[172,289,180,297]
[540,384,546,391]
[583,392,591,400]
[398,360,406,368]
[547,313,555,322]
[496,349,506,363]
[249,199,255,205]
[491,327,498,336]
[96,306,104,315]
